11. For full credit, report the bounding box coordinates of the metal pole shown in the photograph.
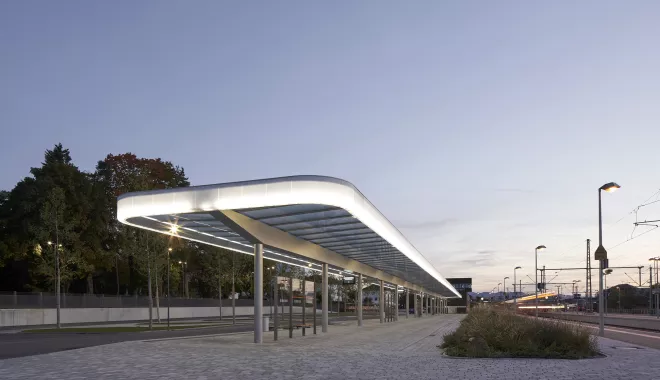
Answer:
[289,276,293,339]
[302,278,306,336]
[274,275,278,341]
[535,248,539,318]
[650,265,653,315]
[167,251,170,331]
[514,269,517,306]
[379,280,385,323]
[405,288,409,319]
[254,243,263,344]
[232,252,236,325]
[357,273,363,326]
[55,218,61,329]
[599,260,605,336]
[322,263,328,333]
[597,189,605,336]
[313,279,317,334]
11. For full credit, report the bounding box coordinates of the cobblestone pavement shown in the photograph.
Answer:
[1,314,659,379]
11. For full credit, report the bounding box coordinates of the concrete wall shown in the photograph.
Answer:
[0,306,310,328]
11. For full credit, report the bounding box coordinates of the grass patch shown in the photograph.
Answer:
[23,325,213,333]
[440,306,598,359]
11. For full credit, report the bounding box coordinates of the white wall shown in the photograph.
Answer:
[0,306,313,328]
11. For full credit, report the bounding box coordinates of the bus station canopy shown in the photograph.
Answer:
[117,176,460,298]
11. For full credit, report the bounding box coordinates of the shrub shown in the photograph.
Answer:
[441,306,598,359]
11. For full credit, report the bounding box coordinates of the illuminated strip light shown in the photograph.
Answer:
[506,292,557,303]
[116,176,460,297]
[127,218,352,276]
[140,216,356,278]
[518,305,566,309]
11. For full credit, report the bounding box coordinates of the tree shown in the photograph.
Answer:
[95,153,189,296]
[0,144,105,293]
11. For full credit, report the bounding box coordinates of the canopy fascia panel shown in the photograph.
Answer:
[117,175,461,298]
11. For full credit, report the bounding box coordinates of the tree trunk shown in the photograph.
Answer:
[115,254,120,296]
[185,274,189,299]
[155,264,161,323]
[87,273,94,294]
[147,246,153,330]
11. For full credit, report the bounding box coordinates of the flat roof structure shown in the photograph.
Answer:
[117,175,460,342]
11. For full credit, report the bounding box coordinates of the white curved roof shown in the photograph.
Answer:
[117,175,461,298]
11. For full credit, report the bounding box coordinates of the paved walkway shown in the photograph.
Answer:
[1,315,660,379]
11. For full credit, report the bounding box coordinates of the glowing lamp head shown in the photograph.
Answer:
[536,245,546,251]
[169,224,179,234]
[47,241,52,245]
[515,266,522,270]
[504,277,509,280]
[600,182,621,192]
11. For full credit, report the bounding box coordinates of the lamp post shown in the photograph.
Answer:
[47,241,63,329]
[497,283,501,296]
[167,248,172,331]
[503,277,509,300]
[595,182,620,336]
[572,280,581,296]
[534,245,546,318]
[267,266,275,317]
[514,267,521,307]
[650,257,660,317]
[178,260,187,297]
[616,286,621,313]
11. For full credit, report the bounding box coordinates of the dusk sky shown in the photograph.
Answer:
[2,1,660,292]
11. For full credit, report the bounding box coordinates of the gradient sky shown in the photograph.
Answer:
[2,1,660,292]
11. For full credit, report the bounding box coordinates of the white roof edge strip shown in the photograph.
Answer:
[117,175,461,298]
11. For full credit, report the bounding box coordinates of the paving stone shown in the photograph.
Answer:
[0,315,657,379]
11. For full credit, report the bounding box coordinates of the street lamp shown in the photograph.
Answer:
[514,267,521,306]
[178,260,187,298]
[596,182,620,336]
[267,266,275,317]
[534,245,546,318]
[497,283,502,296]
[167,248,172,331]
[503,277,509,300]
[47,241,63,329]
[572,280,581,295]
[650,257,660,317]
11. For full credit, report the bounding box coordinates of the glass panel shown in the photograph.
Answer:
[273,216,357,231]
[239,204,337,220]
[292,227,374,240]
[258,208,350,226]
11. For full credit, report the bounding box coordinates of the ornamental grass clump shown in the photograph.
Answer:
[441,306,598,359]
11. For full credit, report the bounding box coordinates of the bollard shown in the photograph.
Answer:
[13,291,17,307]
[39,292,43,308]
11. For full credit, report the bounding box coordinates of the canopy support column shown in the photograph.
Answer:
[357,273,363,327]
[379,280,385,323]
[254,243,263,344]
[322,263,328,333]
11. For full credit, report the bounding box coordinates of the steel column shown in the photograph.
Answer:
[405,288,409,319]
[322,263,328,333]
[379,280,385,323]
[254,243,263,343]
[357,273,363,326]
